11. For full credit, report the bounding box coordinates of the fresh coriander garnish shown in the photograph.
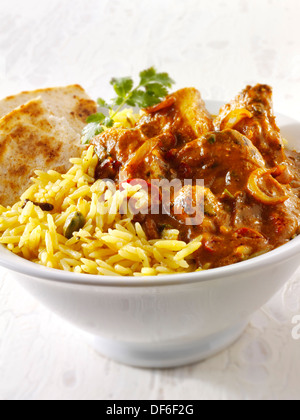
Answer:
[208,135,216,144]
[223,189,234,199]
[82,67,175,144]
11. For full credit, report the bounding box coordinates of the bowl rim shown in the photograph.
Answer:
[1,101,300,288]
[1,235,300,287]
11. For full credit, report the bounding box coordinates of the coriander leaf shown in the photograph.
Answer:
[97,98,109,108]
[86,112,106,124]
[82,123,104,144]
[153,72,175,88]
[110,77,134,98]
[145,82,168,97]
[82,67,175,144]
[139,67,157,86]
[143,92,165,107]
[126,90,146,107]
[129,90,162,108]
[125,97,137,107]
[111,96,124,107]
[140,68,175,88]
[103,117,114,128]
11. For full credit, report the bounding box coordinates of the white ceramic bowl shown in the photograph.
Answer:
[1,101,300,368]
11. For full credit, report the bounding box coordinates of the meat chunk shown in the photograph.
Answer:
[174,129,265,195]
[173,129,300,255]
[137,88,214,147]
[171,185,229,233]
[120,132,176,181]
[91,128,144,180]
[214,84,285,167]
[92,88,214,181]
[91,87,300,270]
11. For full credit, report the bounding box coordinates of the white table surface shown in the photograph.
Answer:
[0,0,300,400]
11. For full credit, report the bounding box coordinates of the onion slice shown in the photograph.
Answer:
[247,168,289,205]
[220,109,253,130]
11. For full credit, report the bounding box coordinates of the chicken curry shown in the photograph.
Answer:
[91,85,300,269]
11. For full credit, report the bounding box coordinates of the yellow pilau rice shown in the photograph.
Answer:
[0,145,202,277]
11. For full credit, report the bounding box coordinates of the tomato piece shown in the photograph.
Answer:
[269,214,286,234]
[203,238,222,253]
[144,96,176,113]
[234,227,265,239]
[178,162,192,178]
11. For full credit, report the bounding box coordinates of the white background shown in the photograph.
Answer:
[0,0,300,400]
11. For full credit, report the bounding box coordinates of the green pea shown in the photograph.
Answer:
[63,212,86,239]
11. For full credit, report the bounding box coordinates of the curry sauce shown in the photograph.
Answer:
[91,85,300,269]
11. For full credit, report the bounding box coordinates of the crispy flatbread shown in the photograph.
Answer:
[0,98,85,206]
[0,84,97,134]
